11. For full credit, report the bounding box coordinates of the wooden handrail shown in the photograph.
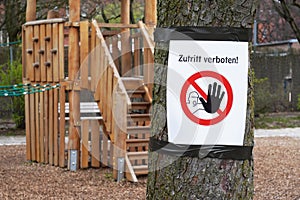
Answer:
[138,21,155,54]
[98,23,139,29]
[92,20,132,108]
[24,18,66,26]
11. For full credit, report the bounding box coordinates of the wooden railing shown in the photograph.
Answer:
[138,21,154,97]
[90,20,130,142]
[98,21,154,96]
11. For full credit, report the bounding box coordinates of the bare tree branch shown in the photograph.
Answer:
[273,0,300,43]
[292,0,300,9]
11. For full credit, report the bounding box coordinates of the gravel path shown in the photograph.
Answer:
[1,128,300,146]
[0,130,299,199]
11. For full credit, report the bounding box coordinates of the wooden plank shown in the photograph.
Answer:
[26,26,34,81]
[121,0,131,76]
[81,120,89,168]
[80,21,89,89]
[40,24,46,82]
[102,61,108,123]
[59,86,66,167]
[49,89,54,165]
[46,24,53,82]
[112,36,120,73]
[101,120,108,167]
[112,92,127,179]
[69,0,80,22]
[39,91,45,163]
[58,23,65,81]
[67,95,81,170]
[133,37,141,76]
[33,25,41,82]
[110,139,114,167]
[109,76,118,142]
[53,88,59,166]
[22,26,26,79]
[125,154,138,182]
[44,90,49,163]
[26,0,36,22]
[121,0,130,26]
[35,93,40,162]
[52,23,59,82]
[29,93,36,161]
[25,94,31,160]
[90,25,96,91]
[25,18,66,26]
[144,48,154,96]
[97,23,138,29]
[144,0,157,29]
[94,36,101,101]
[120,30,132,76]
[91,120,100,168]
[68,18,80,169]
[105,66,113,132]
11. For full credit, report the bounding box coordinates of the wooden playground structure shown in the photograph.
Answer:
[22,0,156,182]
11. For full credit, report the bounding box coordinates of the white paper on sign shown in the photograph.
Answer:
[167,40,248,146]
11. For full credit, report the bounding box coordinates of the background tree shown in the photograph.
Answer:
[272,0,300,43]
[0,0,69,42]
[255,0,300,43]
[147,0,258,199]
[0,0,144,43]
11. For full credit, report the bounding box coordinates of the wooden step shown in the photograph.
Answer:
[127,89,146,98]
[133,165,148,175]
[127,113,151,121]
[126,138,149,148]
[127,126,150,135]
[127,151,148,161]
[122,77,143,90]
[130,102,151,110]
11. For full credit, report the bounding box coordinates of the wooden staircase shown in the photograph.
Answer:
[89,20,153,182]
[122,77,151,182]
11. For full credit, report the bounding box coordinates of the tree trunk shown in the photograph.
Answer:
[147,1,258,199]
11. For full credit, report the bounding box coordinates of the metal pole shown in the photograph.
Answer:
[10,45,13,65]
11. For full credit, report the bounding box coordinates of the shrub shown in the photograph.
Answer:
[0,60,25,128]
[298,94,300,111]
[253,76,272,114]
[253,75,289,114]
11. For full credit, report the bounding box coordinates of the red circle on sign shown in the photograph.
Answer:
[180,71,233,126]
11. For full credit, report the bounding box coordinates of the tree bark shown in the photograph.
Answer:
[147,0,258,199]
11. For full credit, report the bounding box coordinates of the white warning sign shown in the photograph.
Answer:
[167,40,248,146]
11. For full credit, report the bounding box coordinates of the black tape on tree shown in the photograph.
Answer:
[154,26,252,42]
[149,137,253,160]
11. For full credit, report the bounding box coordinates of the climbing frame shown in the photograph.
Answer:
[23,0,156,181]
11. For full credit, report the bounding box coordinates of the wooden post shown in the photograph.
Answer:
[121,0,132,76]
[81,120,89,168]
[26,0,36,22]
[59,86,66,167]
[112,92,127,180]
[144,0,157,33]
[80,21,89,89]
[68,0,81,170]
[121,0,130,25]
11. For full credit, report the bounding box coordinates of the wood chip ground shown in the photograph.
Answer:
[0,137,299,199]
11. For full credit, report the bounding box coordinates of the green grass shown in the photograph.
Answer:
[255,113,300,129]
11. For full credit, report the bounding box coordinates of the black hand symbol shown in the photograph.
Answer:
[199,82,225,114]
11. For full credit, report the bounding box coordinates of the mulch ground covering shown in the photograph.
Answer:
[0,137,299,199]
